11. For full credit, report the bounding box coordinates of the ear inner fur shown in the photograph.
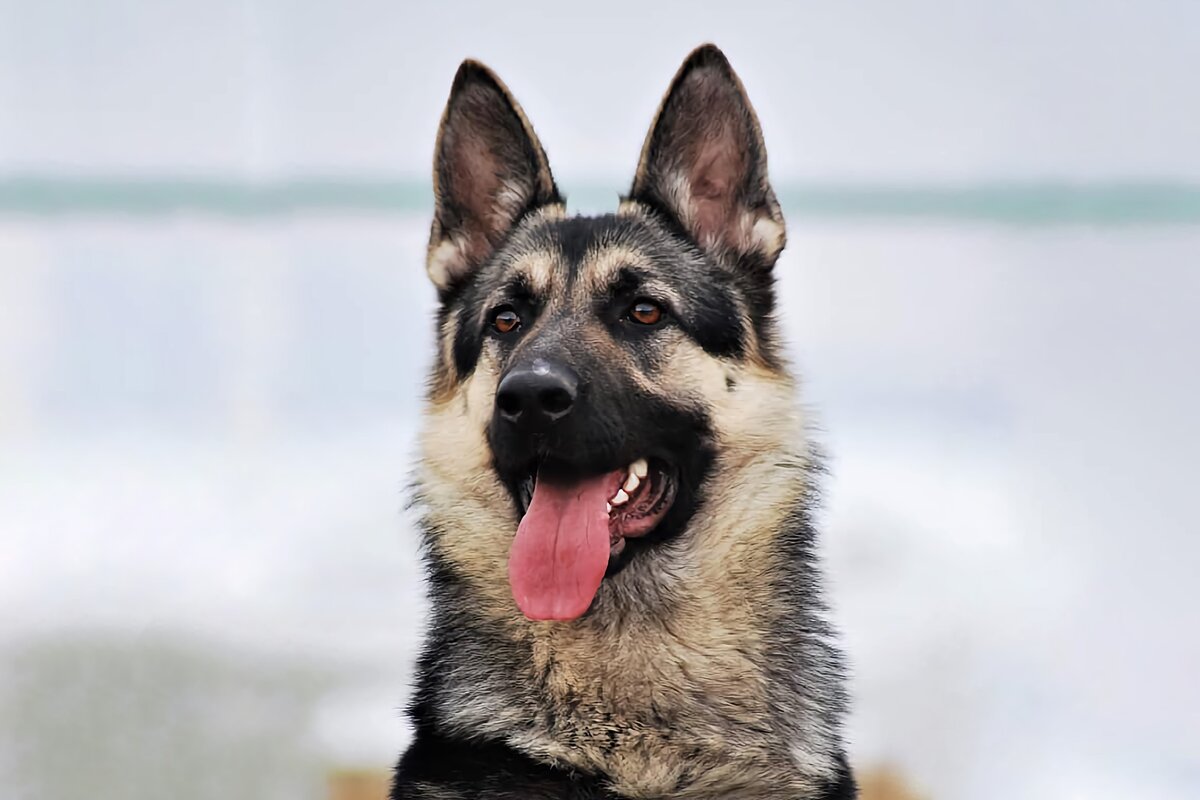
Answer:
[427,60,562,293]
[628,43,786,269]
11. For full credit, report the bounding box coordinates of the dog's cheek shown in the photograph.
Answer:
[646,336,802,479]
[637,334,728,405]
[716,364,799,453]
[418,358,521,619]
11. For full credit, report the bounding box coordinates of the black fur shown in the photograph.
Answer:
[394,731,856,799]
[394,730,856,800]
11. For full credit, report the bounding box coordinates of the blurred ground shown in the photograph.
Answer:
[321,766,927,799]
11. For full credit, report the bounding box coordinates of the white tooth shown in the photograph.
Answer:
[623,473,640,493]
[612,489,629,505]
[606,502,612,514]
[631,458,649,479]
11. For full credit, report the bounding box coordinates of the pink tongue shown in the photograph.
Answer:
[508,470,619,621]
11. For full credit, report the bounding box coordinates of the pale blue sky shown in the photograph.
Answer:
[1,0,1197,180]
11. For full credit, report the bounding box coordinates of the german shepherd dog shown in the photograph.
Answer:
[392,44,856,799]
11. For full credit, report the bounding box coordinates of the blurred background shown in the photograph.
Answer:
[2,2,1198,798]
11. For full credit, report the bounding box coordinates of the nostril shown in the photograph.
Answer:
[539,386,574,416]
[496,390,523,419]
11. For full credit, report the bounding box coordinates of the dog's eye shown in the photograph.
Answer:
[492,307,521,334]
[628,300,664,326]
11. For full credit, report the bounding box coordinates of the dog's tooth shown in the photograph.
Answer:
[631,458,649,479]
[623,473,640,494]
[612,489,629,505]
[606,502,612,514]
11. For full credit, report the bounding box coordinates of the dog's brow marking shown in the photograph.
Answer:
[579,243,655,296]
[510,249,559,296]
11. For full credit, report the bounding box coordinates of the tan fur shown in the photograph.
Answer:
[578,244,658,297]
[420,355,523,624]
[510,250,559,297]
[494,207,569,297]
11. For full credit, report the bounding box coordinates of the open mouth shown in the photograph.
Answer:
[517,457,677,557]
[508,458,677,621]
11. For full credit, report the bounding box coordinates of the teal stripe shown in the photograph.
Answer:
[1,176,1198,224]
[0,177,433,216]
[777,183,1200,225]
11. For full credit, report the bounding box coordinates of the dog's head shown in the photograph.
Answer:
[419,45,801,622]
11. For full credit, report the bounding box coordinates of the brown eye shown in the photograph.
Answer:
[628,300,663,326]
[492,307,521,334]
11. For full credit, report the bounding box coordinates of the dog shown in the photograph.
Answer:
[391,44,856,799]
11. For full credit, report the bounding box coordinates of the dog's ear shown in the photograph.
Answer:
[427,61,561,293]
[628,44,785,269]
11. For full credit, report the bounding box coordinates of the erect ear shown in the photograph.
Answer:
[627,44,785,268]
[427,60,561,292]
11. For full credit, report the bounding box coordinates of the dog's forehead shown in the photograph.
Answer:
[497,213,674,296]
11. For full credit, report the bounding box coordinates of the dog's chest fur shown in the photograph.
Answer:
[434,558,830,799]
[529,625,805,796]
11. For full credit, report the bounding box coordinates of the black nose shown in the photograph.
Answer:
[495,359,578,429]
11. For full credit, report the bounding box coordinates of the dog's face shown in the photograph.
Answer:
[420,45,794,622]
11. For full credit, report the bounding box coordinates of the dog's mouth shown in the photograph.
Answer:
[515,458,677,552]
[508,458,677,621]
